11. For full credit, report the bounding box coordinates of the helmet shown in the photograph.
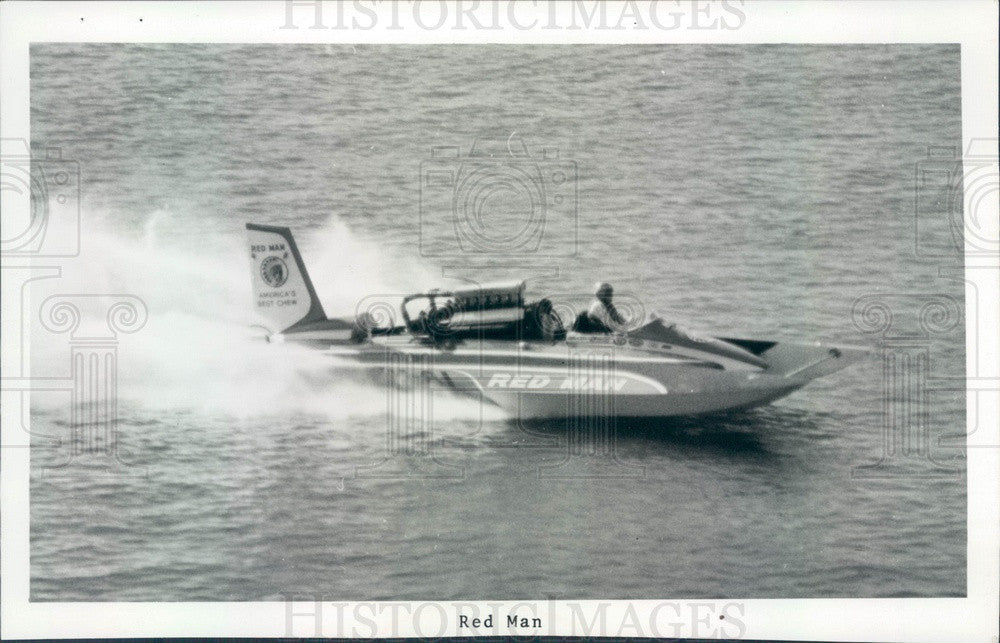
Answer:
[594,282,613,297]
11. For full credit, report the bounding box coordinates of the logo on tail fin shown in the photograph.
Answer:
[260,255,289,288]
[246,223,328,334]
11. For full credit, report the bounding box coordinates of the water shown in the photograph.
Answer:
[28,44,966,600]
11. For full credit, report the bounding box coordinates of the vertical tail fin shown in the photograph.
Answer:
[246,223,327,333]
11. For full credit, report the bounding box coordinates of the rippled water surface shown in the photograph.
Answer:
[29,44,965,600]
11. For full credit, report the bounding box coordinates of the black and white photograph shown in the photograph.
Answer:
[1,1,997,640]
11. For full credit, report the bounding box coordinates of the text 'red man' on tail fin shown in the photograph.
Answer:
[246,223,327,334]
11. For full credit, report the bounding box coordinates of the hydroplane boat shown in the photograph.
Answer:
[247,223,868,418]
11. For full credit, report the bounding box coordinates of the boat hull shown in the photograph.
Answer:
[473,383,807,419]
[315,335,868,419]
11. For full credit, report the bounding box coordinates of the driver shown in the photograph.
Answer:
[587,282,626,332]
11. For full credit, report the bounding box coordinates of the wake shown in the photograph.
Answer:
[29,210,497,421]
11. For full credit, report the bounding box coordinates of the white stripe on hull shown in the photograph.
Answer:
[323,345,714,366]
